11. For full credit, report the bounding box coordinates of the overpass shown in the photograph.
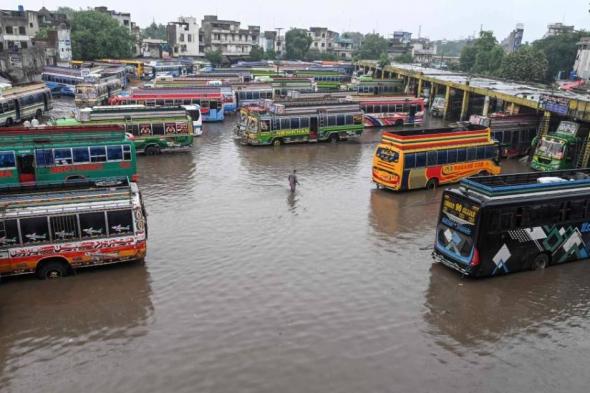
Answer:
[356,61,590,135]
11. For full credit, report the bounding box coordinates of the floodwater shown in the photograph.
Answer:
[2,116,590,393]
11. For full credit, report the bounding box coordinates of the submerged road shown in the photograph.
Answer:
[1,114,589,393]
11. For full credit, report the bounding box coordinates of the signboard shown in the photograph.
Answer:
[539,94,570,116]
[469,115,490,127]
[556,121,580,136]
[442,194,480,225]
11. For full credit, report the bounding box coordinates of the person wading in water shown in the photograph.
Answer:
[288,170,300,193]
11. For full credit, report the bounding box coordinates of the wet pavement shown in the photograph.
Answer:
[1,109,590,393]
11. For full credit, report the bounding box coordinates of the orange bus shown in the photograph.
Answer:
[372,125,501,191]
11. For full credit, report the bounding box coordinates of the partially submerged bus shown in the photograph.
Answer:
[530,121,590,171]
[241,99,363,146]
[75,77,123,108]
[469,113,540,158]
[149,78,237,114]
[64,105,199,154]
[0,125,136,186]
[433,169,590,277]
[0,83,53,126]
[41,66,85,96]
[372,125,501,191]
[0,179,147,279]
[234,84,274,108]
[351,79,404,95]
[109,88,224,122]
[350,96,425,127]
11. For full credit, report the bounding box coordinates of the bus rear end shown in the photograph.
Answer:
[372,143,403,191]
[433,190,482,277]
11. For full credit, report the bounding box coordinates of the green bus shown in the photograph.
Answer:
[292,70,351,91]
[241,100,363,146]
[57,105,199,155]
[0,125,137,187]
[531,121,590,171]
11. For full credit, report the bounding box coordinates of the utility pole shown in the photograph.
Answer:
[275,27,283,72]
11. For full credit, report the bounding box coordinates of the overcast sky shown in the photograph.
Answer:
[19,0,590,41]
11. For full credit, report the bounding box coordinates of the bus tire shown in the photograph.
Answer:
[145,145,161,155]
[35,109,43,119]
[426,178,439,190]
[478,170,490,177]
[329,133,339,143]
[36,258,70,280]
[6,117,13,126]
[65,175,86,183]
[395,119,404,127]
[272,138,282,147]
[531,253,549,271]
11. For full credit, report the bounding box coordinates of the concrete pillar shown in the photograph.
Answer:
[417,78,423,98]
[482,96,490,116]
[509,102,515,114]
[460,90,470,121]
[443,85,451,120]
[540,111,551,136]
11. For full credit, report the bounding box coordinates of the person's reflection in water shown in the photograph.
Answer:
[287,192,298,214]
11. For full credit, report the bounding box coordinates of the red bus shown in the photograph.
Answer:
[350,96,425,128]
[109,88,224,122]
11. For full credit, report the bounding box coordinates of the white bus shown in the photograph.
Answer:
[0,83,53,126]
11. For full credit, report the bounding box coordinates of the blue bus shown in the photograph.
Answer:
[41,66,85,96]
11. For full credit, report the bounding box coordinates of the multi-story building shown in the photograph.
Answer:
[141,38,168,58]
[544,23,575,38]
[574,37,590,80]
[333,36,353,60]
[411,38,436,65]
[261,30,284,57]
[167,17,200,57]
[94,6,131,31]
[501,24,524,54]
[201,15,260,61]
[308,27,339,53]
[388,31,412,59]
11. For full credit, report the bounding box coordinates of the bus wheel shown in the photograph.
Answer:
[531,253,549,271]
[426,178,439,190]
[36,259,70,280]
[273,138,282,147]
[145,145,161,155]
[6,118,13,126]
[35,109,43,119]
[478,171,490,177]
[329,134,339,143]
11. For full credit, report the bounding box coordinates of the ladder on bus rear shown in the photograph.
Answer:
[577,134,590,168]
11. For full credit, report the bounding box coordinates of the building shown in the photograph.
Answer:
[411,38,437,65]
[574,37,590,80]
[501,24,524,54]
[94,6,131,31]
[167,17,200,57]
[388,31,412,59]
[308,27,339,53]
[333,36,353,60]
[261,30,284,57]
[544,23,575,38]
[141,38,168,58]
[200,15,260,62]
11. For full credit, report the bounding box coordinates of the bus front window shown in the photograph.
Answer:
[247,118,258,132]
[376,147,399,163]
[537,139,565,159]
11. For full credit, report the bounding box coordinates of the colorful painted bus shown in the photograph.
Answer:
[351,79,405,95]
[351,96,425,127]
[98,59,145,79]
[0,125,136,186]
[433,169,590,277]
[241,100,363,146]
[59,105,199,154]
[0,179,147,279]
[234,84,274,108]
[75,77,123,108]
[372,125,501,191]
[0,83,53,126]
[109,88,224,122]
[530,121,590,171]
[41,66,85,96]
[150,78,237,114]
[292,70,350,91]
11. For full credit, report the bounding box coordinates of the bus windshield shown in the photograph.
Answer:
[376,147,399,163]
[537,138,565,158]
[247,117,258,132]
[436,193,480,261]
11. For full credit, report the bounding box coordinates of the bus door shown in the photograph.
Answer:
[15,99,22,122]
[17,153,35,183]
[310,116,319,141]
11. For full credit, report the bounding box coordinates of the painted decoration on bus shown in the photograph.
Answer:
[442,193,479,225]
[140,124,152,135]
[9,236,139,258]
[175,122,188,134]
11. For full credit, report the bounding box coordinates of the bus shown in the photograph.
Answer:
[64,105,199,154]
[372,125,501,191]
[98,59,145,79]
[351,96,425,127]
[0,179,147,279]
[109,88,224,122]
[148,62,193,79]
[241,100,363,146]
[351,79,404,95]
[292,70,350,91]
[530,121,590,171]
[271,77,317,97]
[75,77,123,108]
[0,83,53,126]
[150,78,237,114]
[433,169,590,277]
[234,84,274,108]
[469,113,540,158]
[0,125,137,186]
[41,66,85,96]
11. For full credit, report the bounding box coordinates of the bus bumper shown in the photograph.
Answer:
[432,251,472,276]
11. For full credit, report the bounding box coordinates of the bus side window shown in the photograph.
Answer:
[328,116,337,126]
[427,151,437,166]
[54,148,73,165]
[337,115,345,126]
[107,210,134,236]
[20,217,50,244]
[50,215,79,241]
[123,145,132,160]
[437,150,448,165]
[476,146,486,160]
[152,124,165,135]
[0,219,20,247]
[79,212,107,239]
[90,146,107,162]
[280,118,290,129]
[415,152,426,167]
[448,149,457,163]
[301,117,310,128]
[73,147,90,163]
[0,151,16,168]
[210,101,218,110]
[467,148,477,161]
[404,153,415,168]
[35,149,54,167]
[457,149,467,162]
[291,118,300,129]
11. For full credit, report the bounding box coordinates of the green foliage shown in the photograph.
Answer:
[264,49,277,60]
[71,11,134,60]
[342,32,363,49]
[249,45,265,61]
[393,53,413,64]
[354,33,388,60]
[56,6,76,19]
[285,28,312,60]
[205,49,223,66]
[435,39,468,57]
[379,52,391,68]
[305,49,337,61]
[532,31,587,81]
[499,45,548,82]
[34,27,50,40]
[460,31,504,75]
[142,22,167,40]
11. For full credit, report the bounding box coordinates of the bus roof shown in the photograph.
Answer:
[351,96,424,104]
[0,83,49,99]
[0,125,127,144]
[381,125,491,151]
[123,88,223,99]
[459,168,590,198]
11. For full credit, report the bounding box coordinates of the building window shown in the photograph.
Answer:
[6,26,13,34]
[21,41,28,49]
[179,34,184,42]
[29,22,33,28]
[19,26,26,35]
[187,34,191,42]
[123,20,129,26]
[321,43,325,47]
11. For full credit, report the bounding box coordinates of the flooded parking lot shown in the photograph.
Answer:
[1,115,590,393]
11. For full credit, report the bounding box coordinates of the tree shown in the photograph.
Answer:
[378,52,391,68]
[56,6,76,19]
[142,22,167,40]
[341,32,364,49]
[354,33,388,60]
[305,49,337,61]
[285,28,312,60]
[71,11,134,60]
[264,49,277,60]
[459,31,503,75]
[533,31,587,81]
[249,45,265,61]
[393,53,413,64]
[499,45,548,82]
[205,49,223,66]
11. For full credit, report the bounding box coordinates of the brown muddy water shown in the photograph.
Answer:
[1,117,590,393]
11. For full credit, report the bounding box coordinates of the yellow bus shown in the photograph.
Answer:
[71,60,145,79]
[372,125,502,191]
